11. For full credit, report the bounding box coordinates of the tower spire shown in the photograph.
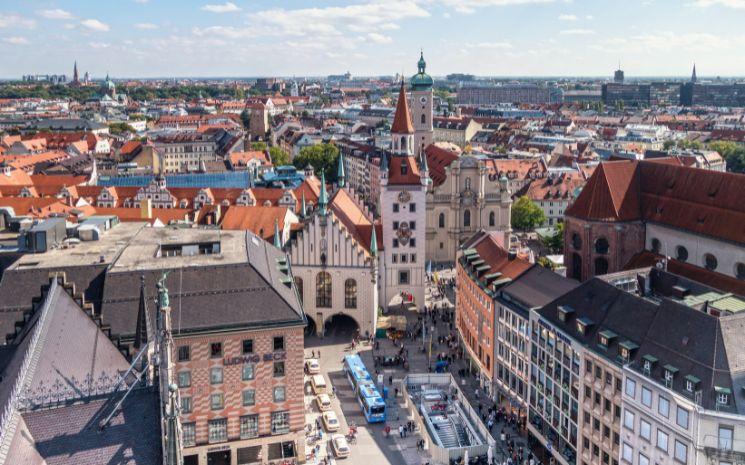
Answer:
[318,171,328,215]
[273,218,281,248]
[301,191,307,217]
[134,275,149,349]
[370,224,378,257]
[337,152,346,188]
[391,79,414,135]
[691,62,697,83]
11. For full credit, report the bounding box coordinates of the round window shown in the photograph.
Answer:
[704,253,718,271]
[651,238,661,254]
[676,246,688,262]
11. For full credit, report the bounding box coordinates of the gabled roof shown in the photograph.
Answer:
[391,81,414,135]
[328,187,381,256]
[220,205,291,240]
[565,160,640,221]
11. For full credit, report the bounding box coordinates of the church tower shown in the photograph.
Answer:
[410,51,434,158]
[379,77,427,312]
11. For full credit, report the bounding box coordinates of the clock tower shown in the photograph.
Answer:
[410,51,434,158]
[379,77,428,311]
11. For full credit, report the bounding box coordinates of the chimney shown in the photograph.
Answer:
[140,198,153,220]
[508,248,517,260]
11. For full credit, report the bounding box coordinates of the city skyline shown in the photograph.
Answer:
[1,0,745,79]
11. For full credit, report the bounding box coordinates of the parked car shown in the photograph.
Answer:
[330,434,350,458]
[305,358,320,374]
[316,393,332,412]
[322,411,340,432]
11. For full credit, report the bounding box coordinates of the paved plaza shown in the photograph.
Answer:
[302,268,531,465]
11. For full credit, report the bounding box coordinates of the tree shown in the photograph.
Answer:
[541,222,565,254]
[293,143,340,182]
[108,122,136,135]
[537,256,556,271]
[250,141,267,152]
[268,146,290,167]
[663,140,676,150]
[511,196,546,232]
[240,109,250,130]
[710,140,745,174]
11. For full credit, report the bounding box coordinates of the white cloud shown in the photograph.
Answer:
[438,0,555,14]
[135,22,158,29]
[3,36,29,45]
[464,41,513,49]
[38,9,74,20]
[201,2,241,13]
[585,14,594,19]
[0,14,36,29]
[380,22,400,30]
[558,14,578,20]
[88,41,111,49]
[692,0,745,8]
[367,32,392,44]
[560,28,595,35]
[590,31,738,54]
[81,19,110,31]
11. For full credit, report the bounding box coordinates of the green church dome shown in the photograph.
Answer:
[411,51,434,91]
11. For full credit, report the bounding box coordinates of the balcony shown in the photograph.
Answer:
[703,435,745,461]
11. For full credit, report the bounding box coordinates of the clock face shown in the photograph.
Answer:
[419,96,428,104]
[398,191,411,203]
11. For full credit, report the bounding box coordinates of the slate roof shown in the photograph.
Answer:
[16,388,161,465]
[101,231,303,339]
[499,265,579,317]
[537,277,745,413]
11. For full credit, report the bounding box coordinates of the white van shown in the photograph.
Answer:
[311,374,328,395]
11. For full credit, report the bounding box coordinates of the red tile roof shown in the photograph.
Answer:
[425,145,459,187]
[220,206,290,239]
[469,232,533,282]
[391,81,414,135]
[565,160,640,221]
[387,156,421,186]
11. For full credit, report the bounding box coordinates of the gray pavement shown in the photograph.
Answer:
[303,268,532,465]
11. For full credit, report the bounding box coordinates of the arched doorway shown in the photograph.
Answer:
[323,313,360,340]
[304,313,317,337]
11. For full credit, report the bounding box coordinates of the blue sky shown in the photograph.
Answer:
[1,0,744,79]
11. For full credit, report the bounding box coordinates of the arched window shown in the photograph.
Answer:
[595,237,609,254]
[316,272,332,308]
[594,257,609,275]
[344,279,357,309]
[294,277,303,305]
[400,136,407,152]
[465,178,471,190]
[489,211,495,227]
[421,114,426,124]
[651,238,661,254]
[736,262,745,280]
[463,210,471,228]
[572,253,582,280]
[438,213,445,228]
[676,246,688,262]
[571,232,582,250]
[704,253,718,271]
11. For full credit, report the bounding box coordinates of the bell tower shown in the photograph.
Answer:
[410,51,434,158]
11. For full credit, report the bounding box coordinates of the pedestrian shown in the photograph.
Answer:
[399,425,404,438]
[311,350,315,358]
[317,350,321,359]
[389,375,393,385]
[395,387,399,397]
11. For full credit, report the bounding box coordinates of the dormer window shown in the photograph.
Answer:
[558,305,574,322]
[576,317,593,335]
[715,387,730,405]
[685,374,700,393]
[598,329,617,348]
[642,355,657,375]
[663,364,678,386]
[618,340,638,362]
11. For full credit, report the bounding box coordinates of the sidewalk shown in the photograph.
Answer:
[365,270,533,465]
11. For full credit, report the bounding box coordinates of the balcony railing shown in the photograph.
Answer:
[703,435,745,460]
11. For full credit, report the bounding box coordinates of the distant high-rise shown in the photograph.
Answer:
[614,63,624,83]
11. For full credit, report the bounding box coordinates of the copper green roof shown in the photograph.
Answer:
[411,51,434,91]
